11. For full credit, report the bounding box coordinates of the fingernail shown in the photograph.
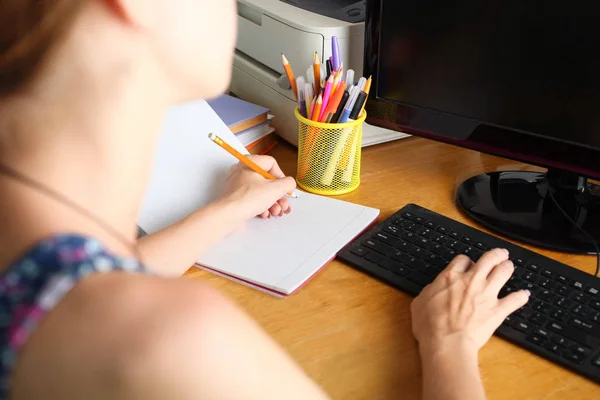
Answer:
[267,214,271,219]
[502,248,509,255]
[284,208,291,214]
[524,289,531,297]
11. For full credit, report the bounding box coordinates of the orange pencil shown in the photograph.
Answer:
[311,94,323,121]
[331,69,342,96]
[323,81,347,123]
[313,52,321,95]
[208,133,297,197]
[282,54,298,100]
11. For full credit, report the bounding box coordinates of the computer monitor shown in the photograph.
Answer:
[364,0,600,254]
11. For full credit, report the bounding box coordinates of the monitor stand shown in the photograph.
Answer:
[456,169,600,254]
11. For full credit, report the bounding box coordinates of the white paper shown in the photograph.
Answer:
[138,100,248,234]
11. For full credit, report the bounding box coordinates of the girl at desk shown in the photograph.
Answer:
[0,1,530,399]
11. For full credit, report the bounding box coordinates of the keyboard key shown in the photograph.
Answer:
[515,306,533,320]
[462,236,474,245]
[556,275,570,284]
[528,263,540,272]
[593,355,600,368]
[407,271,433,287]
[424,253,446,268]
[551,335,569,346]
[375,232,400,246]
[473,241,488,250]
[450,231,462,240]
[541,269,554,279]
[570,304,590,318]
[540,278,557,290]
[533,301,552,314]
[571,292,591,305]
[572,280,585,291]
[436,226,448,234]
[539,290,555,303]
[422,264,438,277]
[419,228,435,239]
[570,317,600,338]
[554,296,574,309]
[543,341,563,355]
[351,247,368,257]
[378,258,406,273]
[591,312,600,323]
[524,271,539,283]
[569,344,591,357]
[401,212,415,220]
[383,224,401,237]
[557,285,573,296]
[547,321,596,347]
[592,300,600,312]
[425,221,438,229]
[530,313,547,326]
[364,239,394,256]
[512,319,533,334]
[586,286,600,297]
[533,327,551,339]
[365,252,384,264]
[527,335,546,346]
[551,308,568,321]
[413,217,425,224]
[499,286,515,298]
[512,257,526,266]
[564,351,584,364]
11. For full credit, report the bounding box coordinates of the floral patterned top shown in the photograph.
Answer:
[0,235,147,398]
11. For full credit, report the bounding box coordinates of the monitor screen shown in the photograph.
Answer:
[366,0,600,178]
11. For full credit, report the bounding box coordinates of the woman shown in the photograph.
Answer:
[0,1,530,399]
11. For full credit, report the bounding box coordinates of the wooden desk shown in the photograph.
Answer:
[186,137,600,399]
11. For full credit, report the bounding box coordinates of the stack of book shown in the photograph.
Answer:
[207,94,278,155]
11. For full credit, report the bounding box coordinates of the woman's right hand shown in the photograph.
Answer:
[410,248,531,357]
[219,155,297,221]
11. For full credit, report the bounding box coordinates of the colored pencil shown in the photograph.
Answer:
[311,94,323,121]
[282,54,298,100]
[319,75,335,122]
[313,52,321,96]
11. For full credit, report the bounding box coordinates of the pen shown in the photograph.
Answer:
[208,133,297,198]
[319,75,334,122]
[360,76,372,115]
[331,89,350,123]
[345,69,354,85]
[313,52,321,96]
[338,87,360,123]
[282,54,298,100]
[323,81,347,123]
[297,76,307,118]
[304,82,314,115]
[332,36,341,71]
[326,59,332,79]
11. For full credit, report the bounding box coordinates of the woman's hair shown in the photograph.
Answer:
[0,0,86,97]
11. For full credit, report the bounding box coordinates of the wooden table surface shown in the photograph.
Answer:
[185,137,600,399]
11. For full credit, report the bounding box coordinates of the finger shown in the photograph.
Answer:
[470,248,509,280]
[484,260,514,296]
[446,254,473,274]
[277,197,291,214]
[269,203,282,216]
[266,176,297,198]
[259,210,270,219]
[246,155,287,179]
[494,289,531,323]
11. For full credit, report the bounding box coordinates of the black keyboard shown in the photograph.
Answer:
[338,203,600,384]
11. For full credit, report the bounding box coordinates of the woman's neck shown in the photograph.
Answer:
[0,63,170,262]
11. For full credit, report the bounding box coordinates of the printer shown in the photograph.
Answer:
[229,0,409,147]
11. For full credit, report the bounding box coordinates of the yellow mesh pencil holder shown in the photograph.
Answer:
[295,108,366,196]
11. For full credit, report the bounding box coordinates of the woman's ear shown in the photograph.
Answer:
[100,0,158,29]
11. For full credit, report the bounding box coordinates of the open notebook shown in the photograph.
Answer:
[138,100,380,297]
